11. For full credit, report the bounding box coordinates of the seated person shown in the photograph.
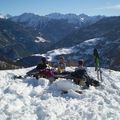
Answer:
[71,59,100,88]
[71,59,87,86]
[36,57,48,70]
[27,57,53,79]
[36,57,54,79]
[57,56,66,74]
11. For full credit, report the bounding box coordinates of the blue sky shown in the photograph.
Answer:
[1,0,120,16]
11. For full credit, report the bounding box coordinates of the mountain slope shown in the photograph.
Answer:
[10,13,79,43]
[52,16,120,70]
[56,16,120,47]
[0,18,50,59]
[0,56,21,69]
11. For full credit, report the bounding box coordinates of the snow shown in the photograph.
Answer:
[33,48,75,61]
[35,37,49,43]
[54,78,81,91]
[0,13,11,19]
[0,67,120,119]
[0,14,5,19]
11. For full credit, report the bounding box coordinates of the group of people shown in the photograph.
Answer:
[33,55,100,88]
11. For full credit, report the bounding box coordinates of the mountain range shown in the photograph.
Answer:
[10,13,104,42]
[0,13,104,59]
[0,12,120,70]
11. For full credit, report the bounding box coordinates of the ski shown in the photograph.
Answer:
[93,48,103,82]
[99,68,103,82]
[96,68,100,80]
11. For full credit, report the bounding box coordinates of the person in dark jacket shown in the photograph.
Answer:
[36,57,55,80]
[71,59,88,86]
[36,57,48,70]
[71,59,100,88]
[26,57,51,79]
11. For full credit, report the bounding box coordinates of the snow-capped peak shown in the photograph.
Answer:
[0,13,11,19]
[0,13,5,19]
[5,14,12,19]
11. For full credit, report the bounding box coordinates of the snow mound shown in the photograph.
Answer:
[54,78,81,91]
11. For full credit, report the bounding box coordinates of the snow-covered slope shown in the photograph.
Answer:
[33,37,101,61]
[0,67,120,120]
[32,37,117,69]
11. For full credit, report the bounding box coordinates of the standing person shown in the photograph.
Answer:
[57,56,66,73]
